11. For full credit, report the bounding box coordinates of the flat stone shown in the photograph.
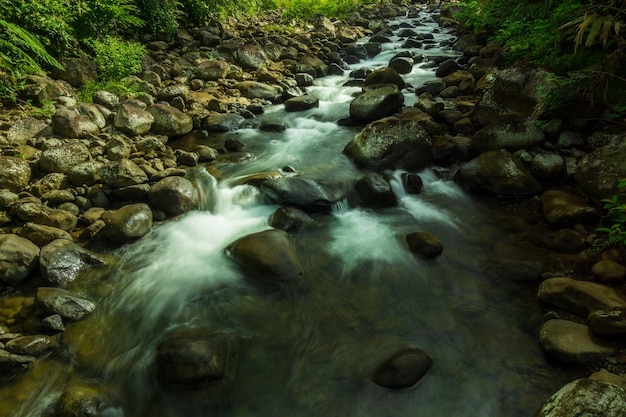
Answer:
[539,319,616,363]
[538,277,626,316]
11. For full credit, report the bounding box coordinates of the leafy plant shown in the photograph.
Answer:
[137,0,183,40]
[73,0,144,39]
[596,178,626,248]
[77,78,142,102]
[87,36,146,81]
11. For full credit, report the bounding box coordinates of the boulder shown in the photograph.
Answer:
[156,330,236,386]
[51,56,97,88]
[148,176,200,215]
[470,113,545,155]
[234,81,283,101]
[39,143,91,174]
[531,153,565,179]
[349,85,404,123]
[7,117,49,144]
[76,103,106,129]
[389,56,414,74]
[18,222,73,247]
[591,260,626,283]
[576,138,626,201]
[21,75,73,106]
[54,383,122,417]
[538,277,626,316]
[101,203,153,243]
[284,95,320,112]
[52,107,99,138]
[0,234,40,286]
[454,150,541,196]
[68,161,104,186]
[260,177,344,212]
[194,60,230,81]
[93,90,120,110]
[363,67,405,90]
[39,239,106,287]
[0,349,35,375]
[535,378,626,417]
[372,348,432,389]
[269,206,315,232]
[12,202,78,232]
[538,319,617,363]
[540,190,602,227]
[233,45,271,70]
[343,116,432,172]
[36,287,96,321]
[588,309,626,336]
[148,103,193,137]
[406,231,443,259]
[99,159,149,188]
[0,156,31,192]
[4,335,56,356]
[202,113,245,132]
[114,103,154,136]
[226,229,303,283]
[355,172,397,208]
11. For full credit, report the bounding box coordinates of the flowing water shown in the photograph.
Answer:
[0,9,583,417]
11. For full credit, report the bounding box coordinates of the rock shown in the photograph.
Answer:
[101,203,152,243]
[0,349,35,374]
[156,84,190,102]
[401,173,423,194]
[540,190,602,227]
[576,138,626,202]
[435,59,460,77]
[77,103,106,129]
[54,383,123,417]
[114,103,154,136]
[496,259,542,281]
[406,231,443,258]
[156,330,236,386]
[588,309,626,336]
[0,156,31,192]
[7,117,49,144]
[148,176,200,215]
[416,80,446,95]
[52,107,99,138]
[0,234,40,286]
[535,378,626,417]
[538,277,626,316]
[538,319,617,363]
[99,159,149,188]
[284,95,320,112]
[234,44,271,70]
[269,206,315,232]
[148,103,193,137]
[343,116,432,172]
[202,113,245,132]
[195,60,230,81]
[532,228,585,254]
[226,229,303,283]
[363,67,405,90]
[591,260,626,283]
[454,149,541,195]
[51,56,97,88]
[42,314,65,332]
[12,202,78,232]
[349,85,404,123]
[93,90,120,110]
[21,75,73,106]
[470,113,545,155]
[4,335,56,356]
[39,143,91,174]
[18,222,72,247]
[234,81,283,101]
[260,177,344,212]
[442,70,475,93]
[39,239,106,287]
[355,172,397,208]
[398,107,442,136]
[372,348,432,389]
[36,287,96,321]
[299,55,328,78]
[68,161,104,186]
[389,56,414,74]
[295,73,315,87]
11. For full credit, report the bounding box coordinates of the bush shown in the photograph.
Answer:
[596,179,626,249]
[88,36,146,81]
[72,0,144,40]
[137,0,183,40]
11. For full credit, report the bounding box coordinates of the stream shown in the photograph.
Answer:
[0,8,583,417]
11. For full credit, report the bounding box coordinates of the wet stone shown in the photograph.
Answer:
[539,319,616,363]
[372,348,433,389]
[36,287,96,322]
[4,334,56,356]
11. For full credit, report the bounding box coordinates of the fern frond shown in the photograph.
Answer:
[0,19,63,70]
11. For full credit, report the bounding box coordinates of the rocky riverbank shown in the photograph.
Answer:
[1,0,626,415]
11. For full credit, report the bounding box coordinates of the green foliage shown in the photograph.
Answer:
[87,36,146,81]
[77,78,142,103]
[266,0,376,19]
[596,179,626,249]
[137,0,183,40]
[73,0,144,39]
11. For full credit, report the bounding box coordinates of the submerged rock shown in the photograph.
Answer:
[148,176,200,215]
[349,85,404,123]
[269,206,316,232]
[54,383,125,417]
[540,189,602,227]
[226,229,303,283]
[534,378,626,417]
[355,172,396,208]
[372,348,433,389]
[406,231,443,259]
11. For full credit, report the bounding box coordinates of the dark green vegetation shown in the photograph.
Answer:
[597,178,626,249]
[455,0,626,122]
[0,0,380,103]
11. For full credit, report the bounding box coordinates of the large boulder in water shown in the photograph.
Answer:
[372,348,432,389]
[470,113,545,155]
[343,116,432,172]
[148,176,200,215]
[349,85,404,124]
[39,239,106,287]
[363,67,405,90]
[226,229,303,283]
[0,234,40,286]
[534,378,626,417]
[575,138,626,202]
[540,189,602,227]
[260,177,344,212]
[454,149,541,196]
